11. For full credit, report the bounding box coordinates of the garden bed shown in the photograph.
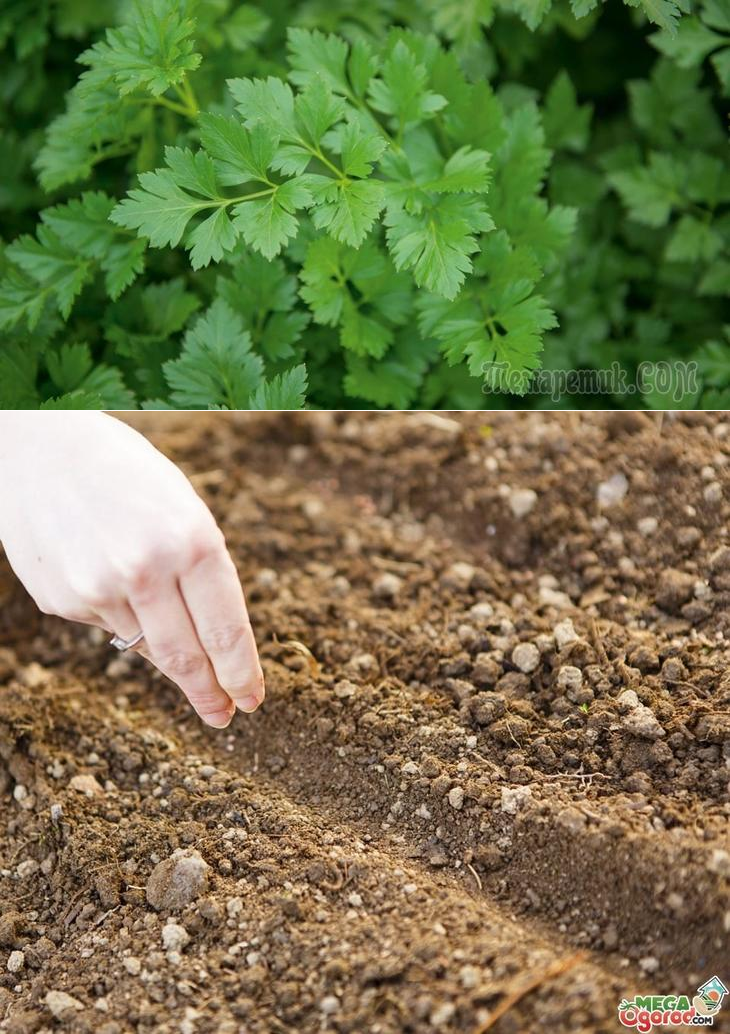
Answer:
[0,411,728,1033]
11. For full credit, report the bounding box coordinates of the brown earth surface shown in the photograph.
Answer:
[0,411,729,1034]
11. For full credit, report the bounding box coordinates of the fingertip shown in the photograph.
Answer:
[236,693,262,714]
[202,706,235,729]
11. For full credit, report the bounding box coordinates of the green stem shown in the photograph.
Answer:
[154,95,195,118]
[311,145,347,180]
[89,143,136,168]
[173,76,199,117]
[125,94,195,119]
[342,85,400,151]
[226,186,276,205]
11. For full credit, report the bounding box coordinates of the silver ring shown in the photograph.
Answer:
[110,631,144,652]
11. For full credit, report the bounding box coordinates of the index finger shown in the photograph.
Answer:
[180,547,265,714]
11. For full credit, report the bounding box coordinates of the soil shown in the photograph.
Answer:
[0,411,729,1034]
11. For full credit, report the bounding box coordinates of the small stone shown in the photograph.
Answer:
[557,665,583,700]
[470,692,506,726]
[469,601,494,625]
[45,991,84,1020]
[402,761,419,776]
[695,713,730,744]
[448,786,464,811]
[19,663,52,688]
[347,653,377,675]
[162,921,190,953]
[597,473,628,508]
[13,784,28,803]
[656,569,695,613]
[69,774,104,797]
[459,625,483,651]
[146,849,210,912]
[639,956,660,974]
[508,488,537,518]
[660,656,686,684]
[430,1002,456,1027]
[333,679,357,699]
[373,573,402,600]
[556,807,587,833]
[511,642,540,674]
[471,653,502,688]
[459,965,480,990]
[707,849,730,877]
[710,546,730,573]
[441,562,476,591]
[628,645,660,673]
[617,689,640,713]
[348,892,363,908]
[320,995,340,1015]
[637,516,658,537]
[7,950,24,974]
[553,619,579,650]
[539,585,572,609]
[255,568,278,588]
[501,786,532,814]
[0,913,21,947]
[420,755,441,778]
[621,704,665,741]
[703,482,723,505]
[16,859,39,879]
[226,897,244,918]
[123,956,141,975]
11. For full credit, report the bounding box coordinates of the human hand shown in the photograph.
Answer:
[0,412,264,728]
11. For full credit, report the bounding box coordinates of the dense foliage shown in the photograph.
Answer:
[0,0,727,409]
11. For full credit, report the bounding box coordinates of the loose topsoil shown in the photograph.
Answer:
[0,411,728,1034]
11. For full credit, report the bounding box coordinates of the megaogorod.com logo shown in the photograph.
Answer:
[618,976,728,1032]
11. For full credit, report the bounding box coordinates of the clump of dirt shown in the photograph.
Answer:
[0,412,728,1034]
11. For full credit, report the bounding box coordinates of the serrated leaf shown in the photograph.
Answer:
[341,300,393,358]
[308,177,385,247]
[6,228,91,320]
[0,341,39,407]
[299,237,349,325]
[635,0,683,33]
[344,332,430,409]
[665,214,724,262]
[651,16,726,66]
[385,195,493,299]
[228,76,298,138]
[329,120,389,178]
[46,342,136,407]
[188,207,238,269]
[232,180,311,259]
[287,28,350,94]
[609,152,686,227]
[348,39,380,99]
[295,77,347,148]
[224,5,271,51]
[694,338,730,386]
[368,39,447,130]
[249,364,308,409]
[77,0,201,98]
[163,298,264,408]
[111,167,213,248]
[543,71,593,152]
[199,115,277,185]
[42,191,145,300]
[40,391,106,409]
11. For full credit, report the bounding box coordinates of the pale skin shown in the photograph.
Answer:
[0,412,264,728]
